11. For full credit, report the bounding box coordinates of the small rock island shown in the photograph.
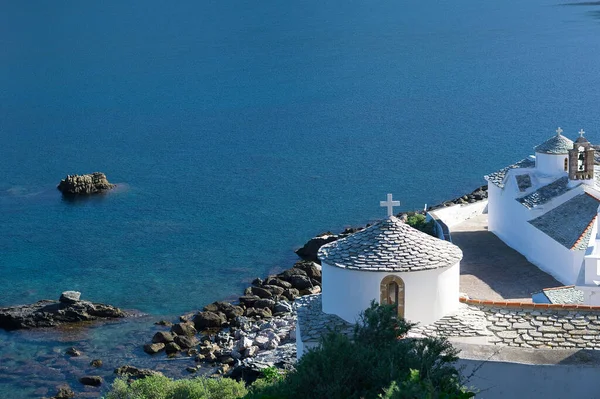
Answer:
[57,172,115,196]
[0,291,125,330]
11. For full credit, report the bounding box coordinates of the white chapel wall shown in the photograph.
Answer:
[429,200,488,229]
[321,262,460,326]
[488,172,587,285]
[535,152,568,177]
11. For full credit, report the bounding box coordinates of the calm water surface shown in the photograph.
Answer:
[2,0,600,396]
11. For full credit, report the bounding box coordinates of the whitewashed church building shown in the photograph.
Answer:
[296,195,464,356]
[485,128,600,304]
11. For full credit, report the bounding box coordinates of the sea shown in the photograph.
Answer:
[1,0,600,397]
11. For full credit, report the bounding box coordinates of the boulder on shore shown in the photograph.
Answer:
[294,232,339,263]
[57,172,115,196]
[0,293,125,330]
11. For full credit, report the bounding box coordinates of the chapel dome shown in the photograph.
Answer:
[534,133,573,155]
[318,216,463,272]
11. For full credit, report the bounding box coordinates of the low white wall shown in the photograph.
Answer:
[296,321,304,360]
[429,200,488,229]
[321,262,460,326]
[458,357,600,399]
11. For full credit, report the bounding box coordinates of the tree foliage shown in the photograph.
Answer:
[104,375,248,399]
[247,302,474,399]
[405,213,436,237]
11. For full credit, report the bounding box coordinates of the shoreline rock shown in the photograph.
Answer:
[141,260,319,383]
[0,292,126,331]
[57,172,115,196]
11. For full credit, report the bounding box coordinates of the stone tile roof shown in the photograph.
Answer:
[542,286,584,305]
[485,158,535,189]
[534,134,574,154]
[517,176,574,209]
[410,303,492,338]
[516,174,532,192]
[318,216,463,272]
[529,193,600,250]
[295,294,354,343]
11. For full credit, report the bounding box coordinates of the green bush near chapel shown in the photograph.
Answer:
[104,375,248,399]
[246,302,475,399]
[405,213,436,237]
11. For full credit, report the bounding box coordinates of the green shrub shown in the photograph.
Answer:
[246,302,475,399]
[405,213,436,237]
[104,375,248,399]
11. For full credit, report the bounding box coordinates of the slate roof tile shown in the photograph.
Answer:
[318,216,463,272]
[517,176,574,209]
[534,134,574,154]
[485,158,535,189]
[528,193,600,250]
[542,286,584,305]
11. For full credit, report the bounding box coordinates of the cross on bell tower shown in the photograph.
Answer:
[380,193,400,218]
[568,128,595,184]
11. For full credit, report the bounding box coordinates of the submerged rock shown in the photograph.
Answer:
[114,365,163,380]
[57,172,115,196]
[65,347,81,357]
[0,293,125,330]
[79,376,102,387]
[52,385,75,399]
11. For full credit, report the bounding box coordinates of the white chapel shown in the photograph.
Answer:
[485,127,600,304]
[318,195,463,326]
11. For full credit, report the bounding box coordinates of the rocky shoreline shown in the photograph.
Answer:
[139,260,321,384]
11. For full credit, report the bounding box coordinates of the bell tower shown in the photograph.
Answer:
[568,129,595,184]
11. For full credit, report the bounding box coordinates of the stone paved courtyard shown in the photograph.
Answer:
[452,214,562,302]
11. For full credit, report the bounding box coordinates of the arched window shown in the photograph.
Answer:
[379,275,405,318]
[564,158,568,172]
[578,146,586,172]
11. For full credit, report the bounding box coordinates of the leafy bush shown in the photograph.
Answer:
[246,302,474,399]
[405,213,436,237]
[104,375,247,399]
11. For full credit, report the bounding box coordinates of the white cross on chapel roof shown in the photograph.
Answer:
[579,128,585,138]
[556,127,563,136]
[380,193,400,218]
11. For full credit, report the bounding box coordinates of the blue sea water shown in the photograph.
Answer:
[2,0,600,396]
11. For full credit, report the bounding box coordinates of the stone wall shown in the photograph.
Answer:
[456,298,600,350]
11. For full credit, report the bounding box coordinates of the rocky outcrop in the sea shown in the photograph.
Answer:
[0,291,126,330]
[57,172,115,196]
